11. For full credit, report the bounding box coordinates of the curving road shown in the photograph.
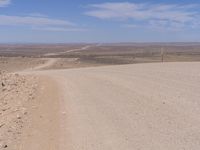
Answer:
[21,62,200,150]
[31,58,59,70]
[40,62,200,150]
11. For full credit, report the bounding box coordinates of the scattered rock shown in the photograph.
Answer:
[17,115,22,120]
[62,111,66,115]
[0,70,38,150]
[1,82,5,87]
[0,124,5,128]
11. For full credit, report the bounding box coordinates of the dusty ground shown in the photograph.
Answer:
[19,76,61,150]
[36,62,200,150]
[0,70,38,149]
[0,44,200,150]
[1,43,200,70]
[0,57,45,72]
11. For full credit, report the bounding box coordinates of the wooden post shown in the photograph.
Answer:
[161,47,164,62]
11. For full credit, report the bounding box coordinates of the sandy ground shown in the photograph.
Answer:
[29,58,60,71]
[28,62,200,150]
[19,76,61,150]
[1,59,200,149]
[0,71,38,149]
[0,57,46,72]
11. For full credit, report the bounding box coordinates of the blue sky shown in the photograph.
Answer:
[0,0,200,43]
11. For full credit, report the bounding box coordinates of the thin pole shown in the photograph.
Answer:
[161,47,164,62]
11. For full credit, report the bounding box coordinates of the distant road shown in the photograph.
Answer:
[33,62,200,150]
[31,58,59,70]
[44,45,92,56]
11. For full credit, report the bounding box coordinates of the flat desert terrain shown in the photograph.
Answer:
[0,44,200,150]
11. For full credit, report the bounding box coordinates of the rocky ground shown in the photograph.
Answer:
[0,57,46,73]
[0,70,38,150]
[0,44,200,150]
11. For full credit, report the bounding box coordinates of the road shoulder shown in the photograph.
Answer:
[19,76,61,150]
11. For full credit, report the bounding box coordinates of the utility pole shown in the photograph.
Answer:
[161,47,164,63]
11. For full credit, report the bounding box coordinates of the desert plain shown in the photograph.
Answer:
[0,43,200,150]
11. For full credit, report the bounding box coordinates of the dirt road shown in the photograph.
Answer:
[27,62,200,150]
[44,45,92,56]
[30,58,59,70]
